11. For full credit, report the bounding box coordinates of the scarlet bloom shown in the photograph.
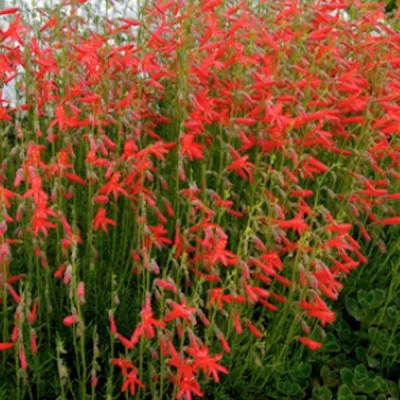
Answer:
[2,13,24,45]
[226,153,255,183]
[245,319,263,339]
[273,213,310,235]
[155,279,177,293]
[168,341,204,399]
[0,7,20,15]
[30,197,58,237]
[164,301,197,323]
[180,133,205,160]
[0,185,19,209]
[117,334,134,349]
[297,336,323,351]
[22,175,48,206]
[54,264,67,279]
[234,117,257,126]
[145,224,172,248]
[233,313,242,334]
[121,370,145,395]
[63,314,78,326]
[0,342,15,351]
[112,358,135,371]
[93,195,109,204]
[28,299,39,325]
[216,331,231,354]
[186,339,228,383]
[300,296,335,326]
[64,172,87,186]
[112,359,144,396]
[19,345,27,369]
[6,284,21,304]
[93,208,117,232]
[290,189,314,198]
[130,293,166,346]
[30,332,38,354]
[379,216,400,225]
[99,172,128,200]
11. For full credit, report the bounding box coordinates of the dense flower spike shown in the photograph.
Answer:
[0,0,399,398]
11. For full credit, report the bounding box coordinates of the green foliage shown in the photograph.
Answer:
[308,250,400,400]
[312,386,333,400]
[385,0,398,13]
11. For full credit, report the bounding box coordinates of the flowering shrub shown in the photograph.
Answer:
[0,0,399,399]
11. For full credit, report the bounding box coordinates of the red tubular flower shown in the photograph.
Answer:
[186,339,228,383]
[30,331,38,354]
[0,186,19,209]
[99,172,128,200]
[109,311,117,335]
[155,279,177,293]
[180,133,205,161]
[63,314,78,327]
[121,370,145,396]
[64,172,87,186]
[300,295,335,326]
[273,213,310,235]
[112,359,144,396]
[111,358,135,372]
[216,330,231,354]
[6,284,21,304]
[379,216,400,225]
[297,336,323,351]
[117,334,134,349]
[2,13,24,45]
[93,195,109,204]
[93,208,117,232]
[168,340,204,399]
[0,342,14,351]
[28,299,39,325]
[226,153,255,183]
[245,319,263,339]
[130,293,165,345]
[19,345,27,369]
[233,313,242,334]
[146,224,172,248]
[0,7,20,15]
[164,301,197,323]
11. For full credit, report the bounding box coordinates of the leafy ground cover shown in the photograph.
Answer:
[0,0,399,399]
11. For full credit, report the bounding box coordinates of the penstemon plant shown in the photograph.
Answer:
[0,0,399,399]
